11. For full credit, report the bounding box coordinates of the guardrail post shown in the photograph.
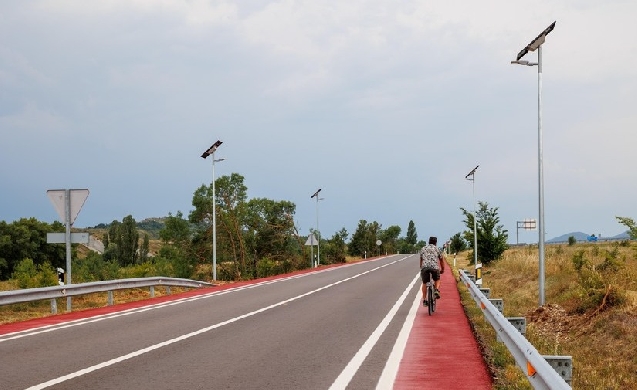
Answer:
[150,286,155,298]
[507,317,526,335]
[108,291,114,306]
[498,317,527,342]
[51,298,57,314]
[165,286,171,295]
[543,355,573,385]
[479,288,491,298]
[489,298,503,313]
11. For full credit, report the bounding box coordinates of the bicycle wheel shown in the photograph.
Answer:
[427,285,434,315]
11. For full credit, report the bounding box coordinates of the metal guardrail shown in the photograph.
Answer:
[0,277,213,311]
[459,269,571,390]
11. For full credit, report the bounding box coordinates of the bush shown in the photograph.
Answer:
[571,247,628,314]
[158,245,194,279]
[257,258,279,278]
[568,236,576,246]
[73,252,119,282]
[12,259,58,289]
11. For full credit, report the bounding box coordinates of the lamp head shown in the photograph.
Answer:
[201,140,223,159]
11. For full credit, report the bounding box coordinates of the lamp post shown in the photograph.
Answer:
[311,188,321,267]
[201,140,224,280]
[511,21,555,306]
[465,165,479,268]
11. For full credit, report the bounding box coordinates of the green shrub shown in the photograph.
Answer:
[73,252,119,282]
[257,258,279,278]
[572,250,587,271]
[568,236,576,246]
[12,258,58,289]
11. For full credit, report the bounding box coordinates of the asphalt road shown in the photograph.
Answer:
[1,254,424,390]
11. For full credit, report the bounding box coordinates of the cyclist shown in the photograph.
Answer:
[419,236,445,305]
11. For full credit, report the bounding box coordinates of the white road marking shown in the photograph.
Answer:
[329,273,420,390]
[0,258,392,343]
[25,256,409,390]
[375,280,421,389]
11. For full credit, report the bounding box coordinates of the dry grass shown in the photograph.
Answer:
[456,242,637,389]
[0,284,189,325]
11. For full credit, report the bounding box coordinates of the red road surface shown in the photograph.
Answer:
[393,265,493,389]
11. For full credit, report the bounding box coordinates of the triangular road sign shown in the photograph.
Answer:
[47,189,89,225]
[304,234,318,246]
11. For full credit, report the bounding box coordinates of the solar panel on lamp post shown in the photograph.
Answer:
[511,21,555,307]
[201,140,223,281]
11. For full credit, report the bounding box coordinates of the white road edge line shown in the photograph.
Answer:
[26,256,409,390]
[1,255,398,342]
[328,273,420,390]
[375,278,421,389]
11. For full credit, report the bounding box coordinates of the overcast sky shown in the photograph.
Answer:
[2,1,636,244]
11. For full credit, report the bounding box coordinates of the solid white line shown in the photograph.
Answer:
[329,273,420,390]
[375,279,421,389]
[26,256,409,390]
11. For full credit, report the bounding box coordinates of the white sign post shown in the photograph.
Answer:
[305,234,318,267]
[46,189,89,311]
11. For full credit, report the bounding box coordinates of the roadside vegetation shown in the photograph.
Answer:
[456,240,637,389]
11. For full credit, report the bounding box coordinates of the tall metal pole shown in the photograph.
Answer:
[310,188,322,268]
[537,46,545,306]
[310,232,314,268]
[472,178,478,268]
[212,154,217,281]
[65,189,72,311]
[511,21,554,306]
[315,196,320,267]
[201,140,223,280]
[465,166,479,268]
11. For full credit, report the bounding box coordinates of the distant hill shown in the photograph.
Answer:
[547,231,631,243]
[89,217,166,239]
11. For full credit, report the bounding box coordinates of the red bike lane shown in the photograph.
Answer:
[393,266,493,389]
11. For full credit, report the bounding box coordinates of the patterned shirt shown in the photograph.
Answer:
[420,244,441,270]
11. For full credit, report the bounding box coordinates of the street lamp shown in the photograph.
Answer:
[201,140,224,280]
[465,165,479,268]
[511,21,555,306]
[311,188,321,267]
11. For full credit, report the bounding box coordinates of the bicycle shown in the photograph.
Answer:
[425,280,436,315]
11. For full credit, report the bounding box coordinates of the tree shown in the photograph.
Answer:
[0,218,67,280]
[379,225,401,255]
[349,220,381,257]
[348,220,368,257]
[188,173,302,280]
[449,232,467,254]
[103,216,140,266]
[117,215,139,266]
[140,234,150,261]
[160,211,192,246]
[322,228,348,263]
[460,201,508,265]
[616,216,637,239]
[405,220,418,250]
[245,198,297,262]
